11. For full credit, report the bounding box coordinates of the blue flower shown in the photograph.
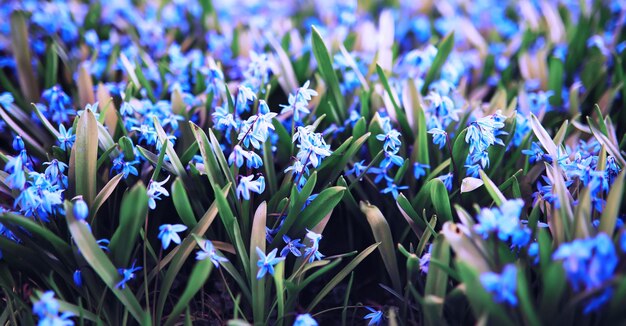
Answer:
[73,270,82,287]
[306,229,323,248]
[256,247,284,279]
[419,248,431,273]
[428,128,447,149]
[147,176,170,210]
[111,156,139,179]
[364,307,383,325]
[12,136,24,151]
[303,245,325,263]
[57,125,75,151]
[346,160,368,178]
[5,152,27,190]
[196,240,228,268]
[43,159,68,188]
[33,291,60,317]
[42,85,73,124]
[0,92,14,108]
[280,235,305,257]
[293,126,332,168]
[116,261,142,289]
[413,162,430,180]
[158,224,188,249]
[280,81,317,122]
[437,173,453,191]
[236,175,265,200]
[72,197,89,220]
[33,290,75,325]
[376,128,402,154]
[237,106,277,149]
[553,234,617,290]
[381,182,408,199]
[522,142,550,164]
[293,313,318,326]
[473,199,528,247]
[480,264,518,306]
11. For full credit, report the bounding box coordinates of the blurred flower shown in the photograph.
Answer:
[116,261,142,289]
[293,313,318,326]
[480,264,518,306]
[72,197,89,220]
[364,307,383,325]
[428,128,447,149]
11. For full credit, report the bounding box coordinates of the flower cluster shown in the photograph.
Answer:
[552,234,618,313]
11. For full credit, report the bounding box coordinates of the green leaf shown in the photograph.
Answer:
[548,57,564,107]
[109,182,149,266]
[250,202,267,323]
[153,117,187,177]
[271,172,318,246]
[70,109,98,205]
[423,235,450,322]
[57,298,104,324]
[91,173,123,218]
[306,242,380,311]
[164,259,213,326]
[0,213,72,264]
[407,82,430,167]
[77,65,95,109]
[44,42,59,89]
[360,202,402,294]
[421,32,454,94]
[376,64,412,142]
[311,25,345,121]
[451,129,469,178]
[456,262,513,325]
[31,103,61,139]
[190,122,225,187]
[479,170,506,206]
[64,201,145,322]
[211,182,250,278]
[529,113,558,160]
[599,169,625,234]
[172,177,198,227]
[153,185,241,319]
[430,179,453,223]
[291,186,345,233]
[396,193,427,237]
[10,11,39,102]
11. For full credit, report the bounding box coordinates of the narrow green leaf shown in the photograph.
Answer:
[360,202,402,294]
[64,201,145,322]
[71,109,98,205]
[91,173,123,218]
[109,182,149,266]
[10,11,39,102]
[306,242,380,311]
[172,177,198,227]
[430,179,453,223]
[479,170,506,206]
[163,260,213,326]
[291,186,345,233]
[421,32,454,94]
[153,117,187,177]
[311,26,345,121]
[599,170,625,234]
[376,64,412,141]
[250,202,267,323]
